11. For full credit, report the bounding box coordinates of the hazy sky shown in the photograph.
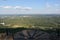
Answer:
[0,0,60,14]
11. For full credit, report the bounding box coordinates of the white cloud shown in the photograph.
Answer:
[3,6,13,8]
[23,7,32,10]
[0,6,2,7]
[14,6,32,10]
[14,6,22,9]
[0,6,32,14]
[0,6,32,11]
[54,4,59,7]
[46,2,51,8]
[0,5,60,14]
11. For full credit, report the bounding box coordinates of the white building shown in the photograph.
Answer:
[0,22,5,25]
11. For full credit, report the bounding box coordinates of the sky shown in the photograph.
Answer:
[0,0,60,14]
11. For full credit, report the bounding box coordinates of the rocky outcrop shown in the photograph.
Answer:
[0,29,59,40]
[0,33,13,40]
[14,30,59,40]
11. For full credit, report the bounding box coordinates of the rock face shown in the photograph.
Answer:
[14,30,50,40]
[0,33,6,40]
[0,30,59,40]
[0,33,13,40]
